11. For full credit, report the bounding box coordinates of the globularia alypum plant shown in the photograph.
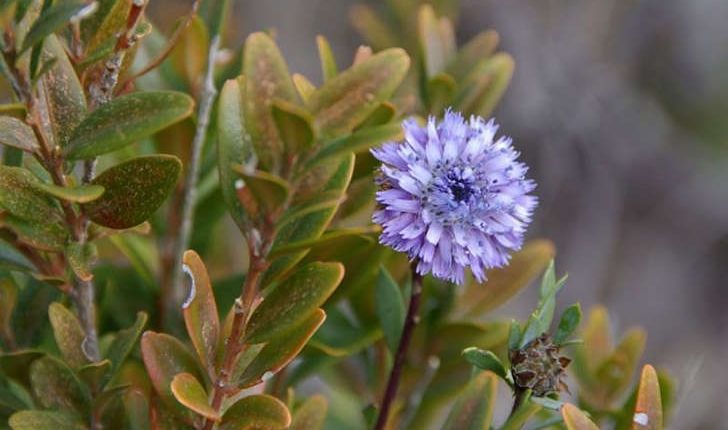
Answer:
[0,0,674,429]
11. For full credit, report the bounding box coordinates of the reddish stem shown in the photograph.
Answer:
[374,263,423,430]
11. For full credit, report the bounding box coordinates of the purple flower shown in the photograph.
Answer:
[371,110,538,284]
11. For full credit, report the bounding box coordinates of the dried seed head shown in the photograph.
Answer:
[509,333,571,397]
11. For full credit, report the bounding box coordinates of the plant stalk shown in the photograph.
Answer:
[201,247,265,430]
[375,263,423,430]
[72,278,100,361]
[167,35,220,328]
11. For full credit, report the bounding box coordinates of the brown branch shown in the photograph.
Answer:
[117,0,202,91]
[375,263,423,430]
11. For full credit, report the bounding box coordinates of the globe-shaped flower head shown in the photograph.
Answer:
[372,110,538,284]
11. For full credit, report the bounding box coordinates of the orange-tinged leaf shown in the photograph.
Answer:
[442,371,497,430]
[48,303,88,368]
[219,394,290,430]
[632,365,663,430]
[290,394,327,430]
[596,328,646,402]
[171,373,219,421]
[562,403,599,430]
[243,32,298,173]
[182,250,220,373]
[308,48,410,137]
[141,331,204,424]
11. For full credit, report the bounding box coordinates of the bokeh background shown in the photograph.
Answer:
[145,0,728,427]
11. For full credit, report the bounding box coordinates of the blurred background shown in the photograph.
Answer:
[146,0,728,427]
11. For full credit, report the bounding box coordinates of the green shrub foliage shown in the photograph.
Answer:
[0,1,672,429]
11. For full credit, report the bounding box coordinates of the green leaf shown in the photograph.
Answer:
[307,122,403,167]
[553,303,582,344]
[33,182,104,203]
[594,328,646,404]
[219,394,291,430]
[454,53,514,119]
[442,371,497,430]
[77,359,111,393]
[309,306,381,357]
[243,32,298,172]
[418,4,455,79]
[232,166,290,216]
[217,77,254,233]
[0,277,18,342]
[141,331,205,423]
[261,154,353,287]
[520,260,568,348]
[198,0,231,35]
[124,388,151,430]
[406,322,506,425]
[508,319,521,351]
[271,99,314,156]
[316,35,338,82]
[0,104,27,118]
[82,155,182,229]
[19,0,86,54]
[499,390,541,430]
[66,242,96,281]
[169,17,209,88]
[0,350,44,390]
[9,410,87,430]
[0,378,30,411]
[48,302,88,368]
[0,116,39,153]
[657,371,676,425]
[268,226,378,259]
[290,394,327,430]
[105,233,157,286]
[83,0,131,53]
[530,396,564,410]
[354,101,396,130]
[30,356,90,415]
[65,91,194,159]
[171,373,219,421]
[240,309,325,388]
[0,212,68,251]
[456,239,555,317]
[0,166,63,223]
[349,4,397,50]
[38,35,87,146]
[447,30,499,81]
[426,73,457,114]
[181,250,220,373]
[561,403,599,430]
[461,348,507,381]
[0,238,35,272]
[292,73,316,104]
[2,146,23,166]
[308,48,410,136]
[375,266,405,353]
[431,322,510,364]
[246,262,343,344]
[571,305,612,388]
[103,312,148,387]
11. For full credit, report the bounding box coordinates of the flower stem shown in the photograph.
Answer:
[375,263,423,430]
